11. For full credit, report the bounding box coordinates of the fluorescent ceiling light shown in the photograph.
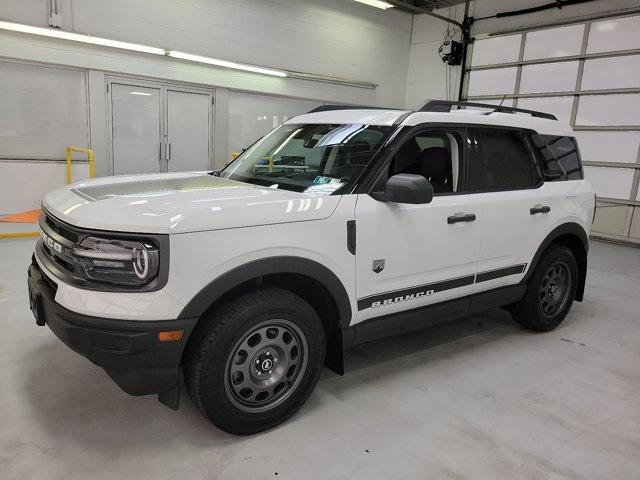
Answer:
[353,0,394,9]
[0,20,370,83]
[167,51,287,77]
[0,20,165,55]
[130,91,153,96]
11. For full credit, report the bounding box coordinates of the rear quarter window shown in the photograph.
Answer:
[528,134,583,181]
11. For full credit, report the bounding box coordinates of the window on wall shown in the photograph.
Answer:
[227,91,322,165]
[466,128,535,192]
[466,13,640,244]
[0,61,88,159]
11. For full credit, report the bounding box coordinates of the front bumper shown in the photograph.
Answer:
[27,258,197,399]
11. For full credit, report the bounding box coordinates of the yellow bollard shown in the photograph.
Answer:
[65,146,96,184]
[1,146,96,240]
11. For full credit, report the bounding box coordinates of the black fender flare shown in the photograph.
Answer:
[178,256,353,327]
[177,256,353,374]
[524,222,589,301]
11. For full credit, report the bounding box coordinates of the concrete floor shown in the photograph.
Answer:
[1,238,639,480]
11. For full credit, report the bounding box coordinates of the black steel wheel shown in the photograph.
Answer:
[512,245,578,332]
[224,319,308,413]
[184,287,325,435]
[539,260,571,317]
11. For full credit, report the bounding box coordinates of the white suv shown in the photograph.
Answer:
[28,100,595,434]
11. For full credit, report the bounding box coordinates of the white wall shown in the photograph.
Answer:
[0,0,411,107]
[405,5,465,108]
[0,0,413,214]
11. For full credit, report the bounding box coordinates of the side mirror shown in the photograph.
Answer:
[370,173,433,204]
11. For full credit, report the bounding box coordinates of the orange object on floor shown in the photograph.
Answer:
[0,209,42,223]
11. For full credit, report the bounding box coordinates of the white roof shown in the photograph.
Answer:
[287,108,573,137]
[289,109,408,126]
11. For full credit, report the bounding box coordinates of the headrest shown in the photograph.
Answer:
[420,147,450,180]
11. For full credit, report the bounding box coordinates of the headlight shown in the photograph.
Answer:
[72,236,160,287]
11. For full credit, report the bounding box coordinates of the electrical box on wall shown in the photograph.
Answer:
[439,40,463,66]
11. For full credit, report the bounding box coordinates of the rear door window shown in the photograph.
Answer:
[466,128,536,192]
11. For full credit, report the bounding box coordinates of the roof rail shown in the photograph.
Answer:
[306,105,402,114]
[417,100,558,121]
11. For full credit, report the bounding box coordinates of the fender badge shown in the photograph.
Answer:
[372,259,385,274]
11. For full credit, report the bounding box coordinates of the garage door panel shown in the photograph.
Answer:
[583,166,635,199]
[581,55,640,90]
[524,24,584,60]
[576,94,640,126]
[471,35,521,66]
[574,131,640,164]
[587,15,640,54]
[592,201,630,236]
[519,61,579,94]
[467,67,517,96]
[630,207,640,239]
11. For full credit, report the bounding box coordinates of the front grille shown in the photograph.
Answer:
[38,212,80,276]
[44,213,79,243]
[42,241,75,273]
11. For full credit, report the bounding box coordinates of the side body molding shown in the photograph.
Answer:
[524,222,589,301]
[177,256,353,374]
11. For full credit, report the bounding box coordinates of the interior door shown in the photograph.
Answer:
[354,128,483,324]
[166,90,212,172]
[111,83,161,175]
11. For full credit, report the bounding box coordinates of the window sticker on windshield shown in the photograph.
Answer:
[304,182,345,197]
[313,176,341,185]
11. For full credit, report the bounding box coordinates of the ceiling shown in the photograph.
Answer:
[389,0,468,13]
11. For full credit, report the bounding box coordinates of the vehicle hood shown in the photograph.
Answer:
[42,172,342,234]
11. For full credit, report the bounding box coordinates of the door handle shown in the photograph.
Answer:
[447,213,476,224]
[160,141,171,161]
[530,205,551,215]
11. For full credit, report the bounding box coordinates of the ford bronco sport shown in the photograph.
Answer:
[27,100,595,434]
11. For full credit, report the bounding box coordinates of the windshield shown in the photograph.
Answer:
[220,123,394,195]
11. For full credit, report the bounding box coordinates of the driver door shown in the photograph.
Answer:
[353,127,483,324]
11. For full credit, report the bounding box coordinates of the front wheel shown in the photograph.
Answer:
[512,245,578,332]
[184,287,325,435]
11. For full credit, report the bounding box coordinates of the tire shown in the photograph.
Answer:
[512,244,578,332]
[184,287,325,435]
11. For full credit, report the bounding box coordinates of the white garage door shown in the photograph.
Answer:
[465,13,640,245]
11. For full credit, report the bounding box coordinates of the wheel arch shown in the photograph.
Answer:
[525,223,589,301]
[178,256,353,375]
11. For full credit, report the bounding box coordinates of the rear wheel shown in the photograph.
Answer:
[184,287,325,434]
[513,245,578,332]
